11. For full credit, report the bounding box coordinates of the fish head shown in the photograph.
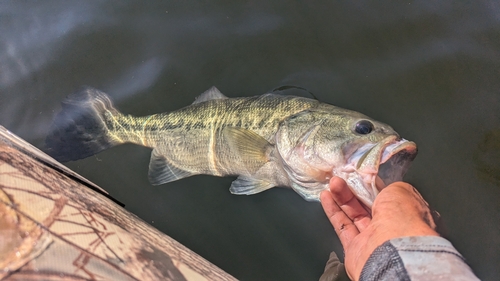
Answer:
[276,108,417,208]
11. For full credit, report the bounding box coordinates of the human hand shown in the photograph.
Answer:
[320,177,439,280]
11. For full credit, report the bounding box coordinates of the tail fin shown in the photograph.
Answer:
[45,86,122,162]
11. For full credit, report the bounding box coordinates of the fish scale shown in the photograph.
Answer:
[133,95,319,177]
[45,86,417,207]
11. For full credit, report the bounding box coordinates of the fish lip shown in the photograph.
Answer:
[343,136,417,207]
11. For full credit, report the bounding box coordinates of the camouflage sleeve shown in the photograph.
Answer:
[359,236,480,281]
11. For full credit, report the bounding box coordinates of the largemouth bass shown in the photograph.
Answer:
[45,86,417,208]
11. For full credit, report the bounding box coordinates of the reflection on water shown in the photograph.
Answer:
[110,58,165,99]
[0,2,113,88]
[1,1,500,280]
[474,130,500,185]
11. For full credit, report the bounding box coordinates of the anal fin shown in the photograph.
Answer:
[230,176,274,195]
[148,149,195,185]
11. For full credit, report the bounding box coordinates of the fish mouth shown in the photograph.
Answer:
[377,141,418,188]
[343,136,417,208]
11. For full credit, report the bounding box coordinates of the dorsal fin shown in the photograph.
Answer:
[192,86,228,104]
[271,85,318,100]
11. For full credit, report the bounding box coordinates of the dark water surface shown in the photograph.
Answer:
[2,1,500,280]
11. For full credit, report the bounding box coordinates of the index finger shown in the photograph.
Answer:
[329,177,372,233]
[320,189,360,247]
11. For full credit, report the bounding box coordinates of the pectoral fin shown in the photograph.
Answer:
[148,149,195,185]
[222,127,272,174]
[230,176,275,195]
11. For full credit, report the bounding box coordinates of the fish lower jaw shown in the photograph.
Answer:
[331,169,377,203]
[360,172,382,199]
[335,167,378,190]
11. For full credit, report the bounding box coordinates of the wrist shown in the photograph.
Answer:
[350,220,439,280]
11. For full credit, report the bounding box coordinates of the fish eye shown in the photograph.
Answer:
[355,120,374,135]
